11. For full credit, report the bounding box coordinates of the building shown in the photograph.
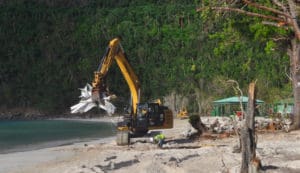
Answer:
[211,96,264,117]
[273,98,294,114]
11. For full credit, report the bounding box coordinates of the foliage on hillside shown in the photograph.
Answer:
[0,0,292,114]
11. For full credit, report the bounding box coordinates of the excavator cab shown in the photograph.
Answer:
[118,102,172,136]
[136,102,173,130]
[135,103,165,132]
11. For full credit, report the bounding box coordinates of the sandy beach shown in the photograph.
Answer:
[2,117,300,173]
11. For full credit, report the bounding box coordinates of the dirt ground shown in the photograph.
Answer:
[3,118,300,173]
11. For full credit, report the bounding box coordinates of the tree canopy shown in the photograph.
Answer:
[0,0,292,115]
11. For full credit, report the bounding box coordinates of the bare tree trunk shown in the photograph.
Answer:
[194,87,207,134]
[240,82,259,173]
[290,38,300,129]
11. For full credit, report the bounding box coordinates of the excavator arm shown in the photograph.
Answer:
[91,38,140,115]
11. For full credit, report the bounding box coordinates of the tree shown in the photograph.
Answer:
[197,0,300,129]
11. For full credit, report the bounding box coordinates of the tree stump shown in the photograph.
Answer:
[240,82,261,173]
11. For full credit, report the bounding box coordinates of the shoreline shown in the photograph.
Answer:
[0,117,120,155]
[0,135,116,155]
[0,118,300,173]
[0,136,116,173]
[51,115,123,123]
[3,118,300,173]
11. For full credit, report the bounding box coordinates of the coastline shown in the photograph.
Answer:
[0,116,120,154]
[51,115,123,123]
[2,118,300,173]
[0,135,115,155]
[0,136,116,173]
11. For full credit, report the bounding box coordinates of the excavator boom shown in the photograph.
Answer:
[91,38,140,115]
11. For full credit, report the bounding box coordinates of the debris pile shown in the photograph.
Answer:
[70,83,116,115]
[201,115,293,134]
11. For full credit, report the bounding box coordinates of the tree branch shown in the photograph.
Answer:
[271,0,288,12]
[287,0,300,40]
[285,67,293,81]
[197,1,300,40]
[243,0,292,19]
[196,7,285,22]
[272,36,290,42]
[262,21,289,30]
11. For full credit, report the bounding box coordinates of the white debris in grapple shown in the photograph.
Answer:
[70,83,116,115]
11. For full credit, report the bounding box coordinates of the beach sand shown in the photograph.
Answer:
[2,117,300,173]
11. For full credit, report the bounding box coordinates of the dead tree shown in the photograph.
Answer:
[197,0,300,130]
[240,82,261,173]
[226,80,244,153]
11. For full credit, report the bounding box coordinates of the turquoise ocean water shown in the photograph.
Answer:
[0,120,115,154]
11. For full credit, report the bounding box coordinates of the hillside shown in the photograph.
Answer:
[0,0,291,115]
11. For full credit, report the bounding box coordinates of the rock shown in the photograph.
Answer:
[181,124,198,138]
[232,145,241,153]
[91,166,104,173]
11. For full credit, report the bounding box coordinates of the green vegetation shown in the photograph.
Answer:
[0,0,292,114]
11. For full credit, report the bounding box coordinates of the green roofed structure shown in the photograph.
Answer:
[211,96,264,117]
[273,98,294,114]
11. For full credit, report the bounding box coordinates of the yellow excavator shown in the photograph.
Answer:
[177,107,188,119]
[72,37,173,145]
